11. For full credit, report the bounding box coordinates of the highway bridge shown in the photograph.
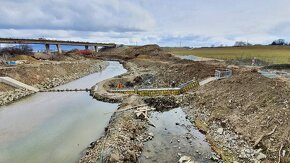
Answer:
[0,38,116,54]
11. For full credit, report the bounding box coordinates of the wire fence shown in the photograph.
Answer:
[215,69,232,79]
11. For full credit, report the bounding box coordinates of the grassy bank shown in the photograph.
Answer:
[164,46,290,64]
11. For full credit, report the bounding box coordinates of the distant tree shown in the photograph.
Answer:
[234,41,252,47]
[234,41,247,47]
[0,45,33,57]
[271,39,287,45]
[18,45,33,54]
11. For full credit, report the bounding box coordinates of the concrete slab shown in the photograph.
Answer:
[199,77,217,86]
[0,77,39,92]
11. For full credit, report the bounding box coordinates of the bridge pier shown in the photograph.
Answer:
[45,44,50,54]
[94,46,99,52]
[56,44,62,54]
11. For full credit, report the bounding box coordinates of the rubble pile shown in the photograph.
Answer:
[79,108,149,163]
[144,96,179,111]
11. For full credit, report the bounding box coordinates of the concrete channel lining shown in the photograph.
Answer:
[0,77,39,92]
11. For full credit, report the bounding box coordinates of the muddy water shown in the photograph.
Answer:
[139,108,217,163]
[176,55,202,61]
[258,69,290,78]
[0,61,127,163]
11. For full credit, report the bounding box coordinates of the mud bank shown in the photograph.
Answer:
[80,60,149,162]
[0,60,108,106]
[79,96,149,163]
[181,95,267,163]
[183,72,290,162]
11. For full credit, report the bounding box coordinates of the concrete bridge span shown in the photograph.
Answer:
[0,38,116,54]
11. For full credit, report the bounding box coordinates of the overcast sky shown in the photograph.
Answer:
[0,0,290,47]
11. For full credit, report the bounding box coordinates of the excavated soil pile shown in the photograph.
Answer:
[144,96,179,111]
[133,58,225,87]
[190,71,290,162]
[124,44,172,59]
[63,52,87,60]
[98,45,172,61]
[99,45,225,87]
[0,60,103,89]
[10,55,38,62]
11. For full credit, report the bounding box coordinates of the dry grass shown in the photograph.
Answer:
[164,46,290,64]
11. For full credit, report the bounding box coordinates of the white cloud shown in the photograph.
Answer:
[0,0,290,46]
[0,0,155,32]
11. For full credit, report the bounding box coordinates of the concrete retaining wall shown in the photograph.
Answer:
[109,79,199,96]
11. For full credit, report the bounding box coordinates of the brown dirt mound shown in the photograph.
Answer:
[125,45,162,56]
[192,71,290,162]
[10,55,38,61]
[98,45,172,60]
[63,51,86,60]
[34,53,52,60]
[125,45,172,59]
[132,58,225,87]
[0,83,15,92]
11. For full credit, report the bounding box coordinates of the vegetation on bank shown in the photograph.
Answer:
[164,46,290,64]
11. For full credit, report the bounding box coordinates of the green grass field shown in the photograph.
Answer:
[164,46,290,64]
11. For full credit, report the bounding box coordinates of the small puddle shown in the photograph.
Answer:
[258,69,290,78]
[139,108,218,163]
[176,55,203,61]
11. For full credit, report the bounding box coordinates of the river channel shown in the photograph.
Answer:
[0,61,127,163]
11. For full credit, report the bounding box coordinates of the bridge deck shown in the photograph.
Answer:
[0,38,115,47]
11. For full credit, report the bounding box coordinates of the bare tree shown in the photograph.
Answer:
[0,45,33,57]
[234,41,252,47]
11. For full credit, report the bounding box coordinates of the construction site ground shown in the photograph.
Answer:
[81,45,290,163]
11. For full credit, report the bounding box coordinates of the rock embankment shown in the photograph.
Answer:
[79,96,149,163]
[0,60,108,106]
[0,88,34,105]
